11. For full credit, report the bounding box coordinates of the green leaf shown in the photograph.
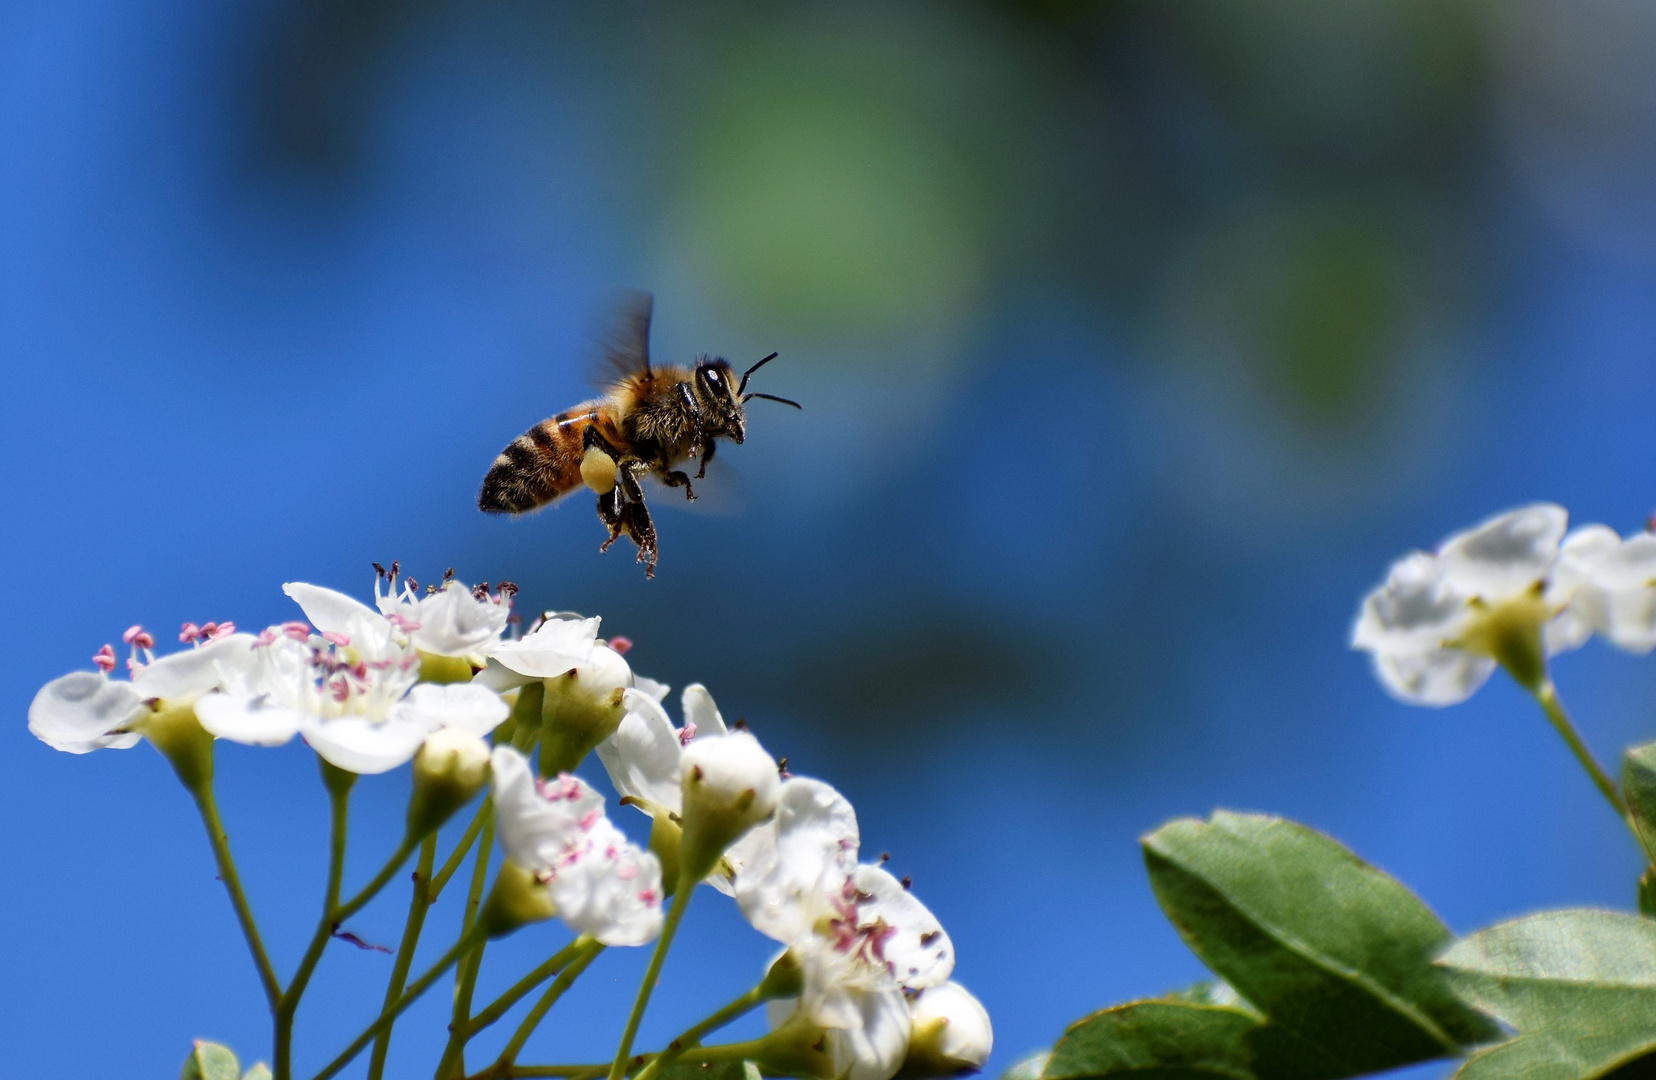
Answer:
[1623,742,1656,863]
[1041,999,1349,1080]
[1439,909,1656,1079]
[655,1061,761,1080]
[1639,868,1656,921]
[242,1066,272,1080]
[1142,811,1498,1076]
[180,1041,240,1080]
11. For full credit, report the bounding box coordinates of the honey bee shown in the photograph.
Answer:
[478,291,799,577]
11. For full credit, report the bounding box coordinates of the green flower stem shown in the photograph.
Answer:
[434,799,492,897]
[276,833,419,1080]
[467,936,603,1039]
[606,883,696,1080]
[306,926,487,1080]
[629,984,770,1080]
[367,834,439,1080]
[501,1042,765,1080]
[433,814,497,1079]
[489,942,607,1072]
[191,783,282,1008]
[1533,681,1630,820]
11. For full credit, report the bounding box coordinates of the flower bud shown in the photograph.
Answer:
[677,731,781,883]
[134,699,215,793]
[898,983,993,1078]
[757,948,805,1000]
[478,858,556,938]
[406,729,492,838]
[538,652,629,776]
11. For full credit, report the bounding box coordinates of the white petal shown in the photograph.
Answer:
[410,583,511,657]
[395,682,509,736]
[1562,530,1656,654]
[633,676,672,704]
[829,989,912,1080]
[544,817,665,946]
[132,633,260,700]
[1370,646,1495,707]
[283,582,382,635]
[195,692,306,746]
[489,613,602,678]
[1351,552,1470,653]
[1437,503,1567,601]
[491,746,607,874]
[301,714,429,774]
[595,689,684,812]
[736,778,860,945]
[28,672,144,753]
[853,864,953,989]
[681,683,729,737]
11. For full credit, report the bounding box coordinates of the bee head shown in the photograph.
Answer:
[694,357,746,444]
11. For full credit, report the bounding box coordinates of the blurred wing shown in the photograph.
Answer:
[644,457,748,517]
[592,289,654,387]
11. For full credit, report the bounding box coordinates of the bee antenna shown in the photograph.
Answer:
[737,352,779,395]
[743,392,801,409]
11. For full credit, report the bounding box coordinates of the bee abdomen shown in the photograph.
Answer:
[477,412,590,514]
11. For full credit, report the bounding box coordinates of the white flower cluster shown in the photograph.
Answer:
[26,568,991,1079]
[1353,503,1656,705]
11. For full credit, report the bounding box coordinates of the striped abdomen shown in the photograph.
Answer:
[478,404,607,514]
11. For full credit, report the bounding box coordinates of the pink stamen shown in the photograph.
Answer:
[199,622,218,637]
[282,622,311,641]
[678,721,697,746]
[638,889,658,906]
[122,625,154,650]
[210,621,235,639]
[578,809,601,831]
[93,645,116,673]
[608,636,633,655]
[322,631,350,647]
[255,628,278,647]
[616,861,639,880]
[388,614,421,633]
[179,622,201,644]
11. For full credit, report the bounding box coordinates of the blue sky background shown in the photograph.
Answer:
[5,2,1656,1077]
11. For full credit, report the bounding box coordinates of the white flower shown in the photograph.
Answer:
[194,583,508,774]
[490,746,664,946]
[597,684,729,817]
[481,611,631,695]
[678,728,782,881]
[1552,524,1656,654]
[1352,504,1586,705]
[736,778,953,1034]
[374,567,514,659]
[767,987,912,1080]
[905,982,993,1074]
[29,630,258,754]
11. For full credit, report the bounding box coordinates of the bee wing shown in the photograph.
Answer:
[645,458,747,517]
[591,288,654,387]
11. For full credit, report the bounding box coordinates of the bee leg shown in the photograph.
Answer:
[676,383,705,451]
[596,485,626,553]
[659,468,696,501]
[622,499,659,578]
[693,437,716,480]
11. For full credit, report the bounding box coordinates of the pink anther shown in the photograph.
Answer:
[199,622,218,638]
[388,614,421,633]
[608,635,633,655]
[179,622,201,644]
[254,628,278,647]
[616,860,639,880]
[638,889,658,906]
[282,622,311,641]
[678,721,697,746]
[209,621,235,639]
[322,631,351,647]
[93,644,116,673]
[122,625,154,649]
[578,808,601,831]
